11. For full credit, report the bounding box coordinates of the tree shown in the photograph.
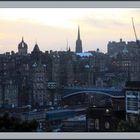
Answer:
[117,117,140,132]
[0,112,39,132]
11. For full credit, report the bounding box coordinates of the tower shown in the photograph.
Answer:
[18,37,28,55]
[75,26,82,53]
[31,60,47,107]
[31,42,41,61]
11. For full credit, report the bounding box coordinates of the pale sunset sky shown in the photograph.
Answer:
[0,8,140,53]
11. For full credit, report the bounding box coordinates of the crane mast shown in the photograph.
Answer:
[132,17,140,47]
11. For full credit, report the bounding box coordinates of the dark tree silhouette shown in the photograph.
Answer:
[0,112,38,132]
[117,117,140,132]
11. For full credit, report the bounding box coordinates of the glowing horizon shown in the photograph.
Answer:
[0,8,140,53]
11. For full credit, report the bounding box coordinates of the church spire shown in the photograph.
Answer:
[22,36,24,42]
[68,46,71,52]
[78,25,80,40]
[75,25,82,53]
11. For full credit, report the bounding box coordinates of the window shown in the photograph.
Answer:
[95,119,99,130]
[105,122,110,129]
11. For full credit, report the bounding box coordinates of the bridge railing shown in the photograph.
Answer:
[64,86,122,91]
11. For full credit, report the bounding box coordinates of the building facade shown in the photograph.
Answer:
[125,81,140,121]
[86,107,125,132]
[31,47,48,107]
[0,79,18,108]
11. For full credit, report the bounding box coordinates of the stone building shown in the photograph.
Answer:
[72,51,109,87]
[51,52,60,86]
[57,51,74,86]
[0,79,18,108]
[31,61,48,107]
[0,32,140,110]
[88,51,109,86]
[31,43,48,107]
[31,42,42,61]
[86,107,125,132]
[4,79,18,108]
[17,76,30,107]
[125,81,140,121]
[110,51,140,82]
[66,57,74,86]
[107,38,127,57]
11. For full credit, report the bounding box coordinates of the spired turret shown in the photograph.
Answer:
[18,37,28,55]
[31,42,42,61]
[33,43,40,52]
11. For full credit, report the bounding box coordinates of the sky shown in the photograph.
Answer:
[0,8,140,53]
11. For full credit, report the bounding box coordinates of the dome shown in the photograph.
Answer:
[33,43,40,52]
[18,37,28,48]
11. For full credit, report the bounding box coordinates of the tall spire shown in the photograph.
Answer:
[35,38,37,45]
[22,36,24,42]
[68,46,71,52]
[75,25,82,53]
[78,25,80,40]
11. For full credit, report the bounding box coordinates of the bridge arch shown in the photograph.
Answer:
[62,91,117,107]
[63,90,123,99]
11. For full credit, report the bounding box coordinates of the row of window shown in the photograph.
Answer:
[87,118,110,131]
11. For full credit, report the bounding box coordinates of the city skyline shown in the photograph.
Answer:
[0,6,139,133]
[0,8,140,53]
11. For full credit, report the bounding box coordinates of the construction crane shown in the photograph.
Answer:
[132,17,140,48]
[131,17,140,82]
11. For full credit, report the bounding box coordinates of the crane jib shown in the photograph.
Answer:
[132,17,140,48]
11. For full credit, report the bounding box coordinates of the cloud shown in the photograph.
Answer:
[0,8,140,53]
[0,19,78,53]
[74,15,129,31]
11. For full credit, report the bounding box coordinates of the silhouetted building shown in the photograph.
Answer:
[86,107,125,132]
[31,43,42,61]
[107,38,127,57]
[51,52,60,86]
[31,60,48,107]
[107,38,140,58]
[110,50,140,82]
[125,81,140,121]
[18,37,28,55]
[0,79,18,108]
[18,76,30,107]
[0,34,139,110]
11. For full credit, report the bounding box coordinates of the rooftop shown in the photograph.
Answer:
[76,52,92,57]
[64,115,86,122]
[125,81,140,89]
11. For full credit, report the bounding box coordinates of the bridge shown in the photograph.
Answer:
[62,86,125,109]
[62,86,124,98]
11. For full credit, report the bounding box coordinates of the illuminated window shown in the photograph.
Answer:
[105,122,110,129]
[95,119,99,130]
